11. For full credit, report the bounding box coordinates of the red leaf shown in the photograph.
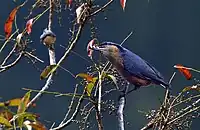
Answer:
[4,6,20,39]
[87,39,95,58]
[26,18,33,35]
[174,64,192,80]
[120,0,127,11]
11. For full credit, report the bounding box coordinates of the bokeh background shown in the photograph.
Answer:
[0,0,199,129]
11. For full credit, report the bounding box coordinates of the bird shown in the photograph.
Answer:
[40,28,56,49]
[91,41,170,90]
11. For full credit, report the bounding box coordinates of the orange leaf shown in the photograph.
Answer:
[76,73,93,82]
[4,6,20,39]
[29,121,47,130]
[174,64,192,80]
[26,18,33,35]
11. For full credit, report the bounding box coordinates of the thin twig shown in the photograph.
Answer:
[51,90,86,130]
[90,0,113,16]
[60,44,92,63]
[60,84,79,125]
[120,31,133,45]
[1,43,18,66]
[24,51,44,63]
[167,106,200,125]
[0,52,23,72]
[0,29,19,53]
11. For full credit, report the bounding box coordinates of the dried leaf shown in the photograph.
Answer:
[16,33,23,44]
[29,121,47,130]
[0,110,13,121]
[4,6,20,39]
[24,120,32,130]
[106,74,119,89]
[0,116,12,127]
[174,64,192,80]
[76,3,85,24]
[26,18,33,35]
[76,73,93,82]
[40,65,57,80]
[0,98,35,107]
[120,0,127,11]
[182,85,200,92]
[1,98,21,107]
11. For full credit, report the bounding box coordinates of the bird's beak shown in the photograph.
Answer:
[91,46,107,51]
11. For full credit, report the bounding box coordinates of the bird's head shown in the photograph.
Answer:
[89,42,124,59]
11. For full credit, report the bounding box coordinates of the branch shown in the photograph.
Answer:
[117,85,129,130]
[93,101,104,130]
[27,0,56,107]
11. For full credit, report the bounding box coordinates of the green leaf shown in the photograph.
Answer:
[0,98,21,107]
[17,91,31,114]
[0,116,12,127]
[16,112,37,122]
[40,65,57,80]
[17,91,31,128]
[106,74,119,89]
[85,77,98,96]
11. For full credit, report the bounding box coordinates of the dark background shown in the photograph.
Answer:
[0,0,199,129]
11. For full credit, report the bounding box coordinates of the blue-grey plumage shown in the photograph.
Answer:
[93,42,170,90]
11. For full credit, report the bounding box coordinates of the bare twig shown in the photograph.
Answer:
[141,72,176,130]
[167,105,200,125]
[90,0,113,16]
[1,43,18,66]
[24,51,44,63]
[51,89,86,130]
[0,29,19,53]
[0,52,23,73]
[60,84,79,125]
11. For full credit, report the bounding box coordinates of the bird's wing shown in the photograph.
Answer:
[121,49,166,85]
